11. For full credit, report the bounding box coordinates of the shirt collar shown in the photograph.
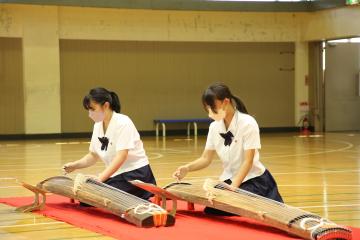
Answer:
[220,111,238,133]
[101,111,116,136]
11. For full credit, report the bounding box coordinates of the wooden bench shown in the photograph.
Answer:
[154,118,213,137]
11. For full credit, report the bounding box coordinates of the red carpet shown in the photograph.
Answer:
[1,195,359,240]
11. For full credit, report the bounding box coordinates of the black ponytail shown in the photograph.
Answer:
[202,83,248,114]
[230,94,248,114]
[83,87,121,113]
[109,91,121,113]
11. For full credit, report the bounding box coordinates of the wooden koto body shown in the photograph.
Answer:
[16,175,175,227]
[131,179,352,240]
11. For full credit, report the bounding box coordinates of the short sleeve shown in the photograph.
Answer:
[243,123,261,150]
[205,124,216,150]
[115,122,138,151]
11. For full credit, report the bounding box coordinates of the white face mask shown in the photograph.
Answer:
[208,107,226,122]
[89,110,105,123]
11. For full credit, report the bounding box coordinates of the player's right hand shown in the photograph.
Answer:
[62,162,77,174]
[172,165,189,182]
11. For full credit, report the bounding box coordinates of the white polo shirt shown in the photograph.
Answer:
[205,111,266,182]
[89,112,149,177]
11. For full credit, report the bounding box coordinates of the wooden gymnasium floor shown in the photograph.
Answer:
[0,132,360,239]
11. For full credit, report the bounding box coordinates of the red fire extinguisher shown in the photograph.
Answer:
[301,116,310,135]
[299,101,310,135]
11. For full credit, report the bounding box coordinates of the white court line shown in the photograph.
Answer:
[2,183,359,189]
[0,162,195,171]
[0,152,163,162]
[299,203,360,209]
[0,168,67,172]
[343,150,360,153]
[0,140,355,174]
[0,152,86,157]
[0,176,217,188]
[0,164,66,167]
[0,167,359,176]
[263,145,337,151]
[148,152,163,160]
[0,222,65,228]
[262,140,354,159]
[150,161,200,165]
[157,176,217,180]
[279,184,360,187]
[0,144,41,149]
[0,161,194,168]
[55,142,90,145]
[0,149,87,155]
[274,169,360,175]
[146,148,191,153]
[0,156,168,172]
[0,139,353,161]
[156,170,360,180]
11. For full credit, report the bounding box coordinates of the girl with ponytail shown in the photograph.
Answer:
[63,87,156,201]
[173,83,283,215]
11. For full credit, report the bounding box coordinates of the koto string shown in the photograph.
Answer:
[43,178,150,212]
[80,179,148,208]
[214,182,324,225]
[173,182,334,231]
[82,179,147,207]
[210,183,328,228]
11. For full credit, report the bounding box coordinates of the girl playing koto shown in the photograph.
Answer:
[172,83,283,215]
[63,87,156,201]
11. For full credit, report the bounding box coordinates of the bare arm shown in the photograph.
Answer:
[172,149,216,181]
[230,149,255,188]
[187,149,215,171]
[97,149,128,182]
[63,152,99,173]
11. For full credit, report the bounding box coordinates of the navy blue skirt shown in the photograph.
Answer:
[80,165,156,207]
[204,169,283,215]
[104,164,156,200]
